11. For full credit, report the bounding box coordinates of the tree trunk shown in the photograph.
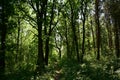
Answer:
[0,0,6,77]
[114,20,120,58]
[81,13,86,63]
[81,1,87,63]
[90,20,96,53]
[69,0,80,62]
[36,4,45,74]
[45,38,50,65]
[36,15,44,73]
[106,22,113,51]
[65,22,70,58]
[104,6,113,52]
[95,0,101,60]
[45,0,54,65]
[16,17,20,63]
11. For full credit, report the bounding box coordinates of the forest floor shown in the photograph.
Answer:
[4,58,120,80]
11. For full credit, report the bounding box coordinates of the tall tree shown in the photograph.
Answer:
[104,2,113,53]
[0,0,6,77]
[95,0,101,60]
[106,0,120,58]
[69,0,80,62]
[36,0,47,73]
[81,0,88,63]
[44,0,55,65]
[0,0,15,77]
[27,0,48,73]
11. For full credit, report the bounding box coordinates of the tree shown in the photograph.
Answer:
[35,0,47,73]
[44,0,56,65]
[95,0,101,60]
[20,0,47,74]
[106,0,120,58]
[81,0,89,63]
[69,0,80,62]
[0,0,15,78]
[0,0,6,77]
[104,3,113,52]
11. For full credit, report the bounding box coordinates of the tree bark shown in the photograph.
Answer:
[114,20,120,58]
[0,0,6,77]
[36,0,47,73]
[45,0,54,65]
[36,13,44,73]
[95,0,101,60]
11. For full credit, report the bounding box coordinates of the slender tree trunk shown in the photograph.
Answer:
[65,21,70,58]
[0,22,6,78]
[81,1,87,63]
[44,0,48,65]
[95,0,101,60]
[45,38,50,65]
[0,0,6,78]
[62,11,71,58]
[58,48,61,59]
[69,0,80,62]
[104,7,113,52]
[90,20,96,53]
[16,17,20,63]
[114,20,120,58]
[81,13,86,63]
[45,0,54,65]
[106,22,113,52]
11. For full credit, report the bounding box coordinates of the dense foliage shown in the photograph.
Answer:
[0,0,120,80]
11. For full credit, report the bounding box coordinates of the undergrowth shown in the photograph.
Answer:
[4,58,120,80]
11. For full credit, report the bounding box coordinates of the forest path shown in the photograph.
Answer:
[53,62,63,80]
